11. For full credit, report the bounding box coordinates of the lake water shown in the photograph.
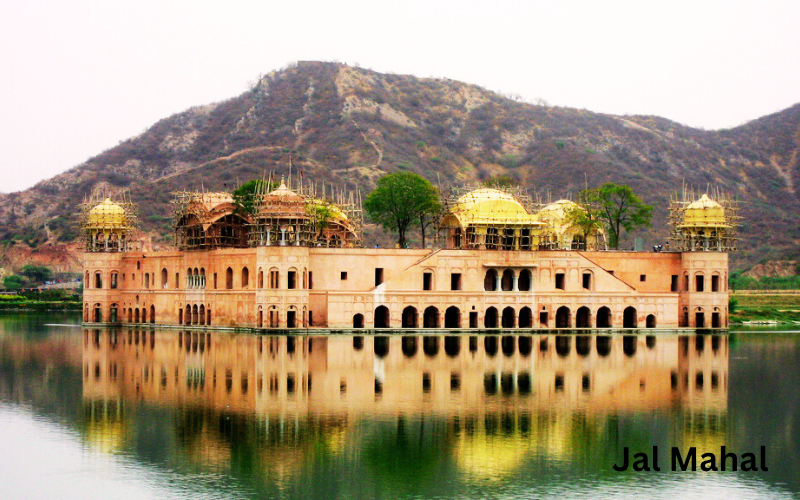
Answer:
[1,313,799,499]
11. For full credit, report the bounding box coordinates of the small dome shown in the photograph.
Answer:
[682,194,727,227]
[267,182,304,202]
[536,199,580,219]
[446,188,540,226]
[87,198,127,228]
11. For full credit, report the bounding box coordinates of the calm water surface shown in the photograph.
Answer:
[1,313,799,499]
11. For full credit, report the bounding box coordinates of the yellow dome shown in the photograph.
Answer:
[445,188,542,226]
[87,198,127,228]
[536,199,580,220]
[682,194,727,227]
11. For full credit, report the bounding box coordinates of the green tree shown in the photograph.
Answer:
[364,172,441,248]
[3,275,25,291]
[232,179,276,217]
[20,264,52,284]
[564,192,605,246]
[591,183,653,249]
[309,201,336,242]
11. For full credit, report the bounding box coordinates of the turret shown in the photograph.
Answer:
[81,197,137,252]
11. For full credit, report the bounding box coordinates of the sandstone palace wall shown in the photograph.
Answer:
[82,248,729,330]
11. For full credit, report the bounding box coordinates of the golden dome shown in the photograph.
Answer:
[444,188,542,226]
[87,198,127,229]
[682,194,728,227]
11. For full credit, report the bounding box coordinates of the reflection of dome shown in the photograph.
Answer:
[453,431,533,482]
[87,198,127,228]
[682,194,728,227]
[444,188,540,226]
[84,420,127,454]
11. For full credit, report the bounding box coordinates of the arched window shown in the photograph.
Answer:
[484,307,498,328]
[353,313,364,329]
[518,269,532,291]
[226,267,233,289]
[646,314,656,328]
[556,306,571,328]
[258,269,264,289]
[501,269,514,291]
[150,305,155,324]
[623,307,638,328]
[269,268,280,289]
[402,306,418,328]
[596,307,612,328]
[484,269,498,291]
[519,307,533,328]
[242,267,249,288]
[144,273,150,289]
[161,268,168,288]
[445,306,461,328]
[199,305,205,325]
[374,306,390,328]
[576,307,591,328]
[501,307,516,328]
[94,272,103,289]
[423,306,440,328]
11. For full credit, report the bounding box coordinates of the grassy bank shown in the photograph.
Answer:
[730,292,800,324]
[0,292,82,312]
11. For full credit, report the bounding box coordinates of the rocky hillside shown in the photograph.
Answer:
[1,61,799,272]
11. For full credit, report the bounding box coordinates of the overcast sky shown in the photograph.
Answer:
[1,0,798,193]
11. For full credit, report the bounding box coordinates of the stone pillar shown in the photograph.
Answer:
[512,274,518,292]
[495,275,501,291]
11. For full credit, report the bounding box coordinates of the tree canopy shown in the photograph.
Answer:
[364,172,441,248]
[20,264,52,284]
[588,183,653,248]
[232,179,276,217]
[563,194,605,246]
[3,275,24,291]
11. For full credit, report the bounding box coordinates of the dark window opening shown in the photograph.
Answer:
[582,273,591,290]
[555,273,565,290]
[451,273,462,291]
[696,275,705,292]
[711,275,720,292]
[288,271,297,290]
[640,274,646,282]
[423,272,432,290]
[375,268,384,286]
[671,275,678,292]
[341,271,348,280]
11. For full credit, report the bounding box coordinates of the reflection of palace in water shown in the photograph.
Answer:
[82,329,729,477]
[82,329,728,415]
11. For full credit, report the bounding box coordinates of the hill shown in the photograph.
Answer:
[1,61,798,272]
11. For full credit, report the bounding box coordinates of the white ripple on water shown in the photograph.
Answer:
[0,404,248,500]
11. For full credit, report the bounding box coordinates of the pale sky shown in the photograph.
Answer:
[1,0,798,193]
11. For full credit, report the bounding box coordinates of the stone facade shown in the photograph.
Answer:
[82,246,729,329]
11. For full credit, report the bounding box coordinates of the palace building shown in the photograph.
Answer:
[82,184,735,330]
